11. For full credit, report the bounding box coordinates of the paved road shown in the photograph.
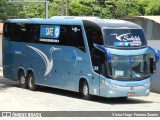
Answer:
[0,71,160,112]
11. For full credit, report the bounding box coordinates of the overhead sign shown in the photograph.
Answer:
[40,25,60,39]
[111,33,142,47]
[104,29,146,47]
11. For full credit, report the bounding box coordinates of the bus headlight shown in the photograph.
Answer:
[144,82,150,87]
[146,89,150,94]
[109,90,115,94]
[104,81,110,86]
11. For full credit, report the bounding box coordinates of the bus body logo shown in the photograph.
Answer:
[27,45,61,76]
[111,33,131,41]
[40,25,60,39]
[54,27,60,38]
[111,33,141,41]
[72,27,80,32]
[111,33,142,47]
[46,27,54,36]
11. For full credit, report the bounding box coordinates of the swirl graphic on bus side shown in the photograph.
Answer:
[27,45,61,76]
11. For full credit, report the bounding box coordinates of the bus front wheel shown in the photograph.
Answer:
[27,73,38,91]
[19,72,28,89]
[81,81,92,100]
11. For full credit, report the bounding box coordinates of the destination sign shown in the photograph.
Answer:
[40,25,60,39]
[104,29,147,47]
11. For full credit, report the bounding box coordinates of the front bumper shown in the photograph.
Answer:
[105,85,150,98]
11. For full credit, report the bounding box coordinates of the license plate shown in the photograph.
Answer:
[128,92,135,96]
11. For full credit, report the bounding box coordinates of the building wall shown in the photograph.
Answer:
[124,18,160,40]
[0,34,2,67]
[151,56,160,93]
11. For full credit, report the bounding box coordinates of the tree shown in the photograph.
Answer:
[49,0,62,17]
[144,0,160,15]
[69,1,93,16]
[0,0,24,22]
[105,0,141,18]
[19,4,45,18]
[0,0,7,22]
[69,0,112,18]
[1,0,160,22]
[137,0,150,15]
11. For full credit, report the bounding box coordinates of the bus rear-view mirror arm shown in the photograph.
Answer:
[148,46,159,63]
[93,43,111,62]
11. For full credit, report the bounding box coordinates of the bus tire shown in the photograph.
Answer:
[81,81,92,100]
[18,71,28,89]
[27,73,38,91]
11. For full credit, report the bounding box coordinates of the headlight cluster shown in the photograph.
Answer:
[111,84,121,88]
[144,82,150,87]
[103,80,120,88]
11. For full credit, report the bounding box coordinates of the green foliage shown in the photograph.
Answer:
[0,0,24,21]
[20,4,45,18]
[105,0,141,18]
[0,0,160,22]
[69,0,112,18]
[144,0,160,15]
[0,0,7,22]
[69,1,93,16]
[137,0,150,15]
[49,0,62,17]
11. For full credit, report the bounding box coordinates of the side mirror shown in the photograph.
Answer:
[148,46,159,63]
[93,43,111,62]
[150,58,156,74]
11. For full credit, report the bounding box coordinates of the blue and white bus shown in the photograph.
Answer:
[2,16,159,100]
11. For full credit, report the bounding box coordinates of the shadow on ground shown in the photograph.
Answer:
[0,76,19,90]
[0,75,153,105]
[39,86,153,105]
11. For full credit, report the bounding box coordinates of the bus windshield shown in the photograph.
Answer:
[103,29,147,47]
[106,53,150,81]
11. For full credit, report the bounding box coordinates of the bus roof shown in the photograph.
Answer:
[5,17,83,25]
[5,16,141,29]
[83,19,141,29]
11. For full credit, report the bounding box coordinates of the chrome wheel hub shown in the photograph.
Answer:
[83,84,88,96]
[29,77,33,88]
[20,76,25,84]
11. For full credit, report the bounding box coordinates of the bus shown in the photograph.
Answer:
[2,16,159,100]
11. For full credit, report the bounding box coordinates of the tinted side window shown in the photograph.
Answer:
[58,26,69,45]
[68,25,85,52]
[3,23,10,38]
[12,23,26,42]
[20,24,40,43]
[28,24,40,43]
[3,23,16,41]
[51,25,85,52]
[3,23,86,52]
[3,23,40,43]
[85,26,103,48]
